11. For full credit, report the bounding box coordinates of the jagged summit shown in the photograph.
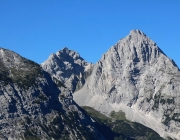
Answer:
[129,29,146,36]
[62,46,69,50]
[60,47,74,55]
[123,29,152,44]
[107,29,174,67]
[73,30,180,139]
[42,48,94,92]
[0,47,25,66]
[56,47,82,61]
[0,47,42,88]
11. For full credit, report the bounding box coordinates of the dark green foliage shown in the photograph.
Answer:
[82,106,110,121]
[24,117,31,124]
[110,111,126,121]
[114,136,127,140]
[27,111,97,140]
[52,116,62,125]
[147,133,163,140]
[33,99,41,104]
[82,106,164,140]
[167,136,174,140]
[0,60,12,84]
[0,57,43,89]
[24,137,40,140]
[38,93,48,101]
[35,114,67,139]
[24,130,40,140]
[62,111,95,140]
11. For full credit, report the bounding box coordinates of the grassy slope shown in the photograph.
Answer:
[82,106,164,140]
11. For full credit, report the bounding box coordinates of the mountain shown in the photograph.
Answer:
[42,47,93,92]
[42,46,165,140]
[0,48,103,140]
[82,106,164,140]
[73,30,180,139]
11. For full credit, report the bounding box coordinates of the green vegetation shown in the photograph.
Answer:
[38,93,48,101]
[167,136,175,140]
[110,110,126,121]
[24,129,40,140]
[0,57,43,89]
[82,106,110,121]
[33,99,41,104]
[24,117,31,124]
[24,137,40,140]
[22,111,97,140]
[82,106,164,140]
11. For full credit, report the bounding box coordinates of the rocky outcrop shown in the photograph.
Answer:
[0,48,103,140]
[73,30,180,139]
[41,47,93,92]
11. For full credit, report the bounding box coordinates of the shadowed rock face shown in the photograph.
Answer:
[73,30,180,139]
[0,48,103,140]
[41,47,93,92]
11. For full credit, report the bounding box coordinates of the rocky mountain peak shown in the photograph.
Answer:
[0,48,42,88]
[0,48,26,68]
[129,29,146,36]
[0,47,103,139]
[42,48,94,92]
[62,46,69,51]
[102,29,172,68]
[74,30,180,139]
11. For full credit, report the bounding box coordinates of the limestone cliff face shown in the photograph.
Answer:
[73,30,180,139]
[0,48,103,140]
[41,47,93,92]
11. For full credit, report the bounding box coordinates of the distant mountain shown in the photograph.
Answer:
[42,47,93,92]
[0,48,103,140]
[73,30,180,139]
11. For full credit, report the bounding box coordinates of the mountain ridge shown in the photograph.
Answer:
[0,29,179,139]
[72,30,180,139]
[0,48,104,140]
[42,47,94,92]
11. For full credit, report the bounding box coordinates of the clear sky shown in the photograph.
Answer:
[0,0,180,67]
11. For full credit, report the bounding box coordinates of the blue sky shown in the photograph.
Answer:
[0,0,180,67]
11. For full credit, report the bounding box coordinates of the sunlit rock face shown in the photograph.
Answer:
[41,47,93,92]
[73,30,180,139]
